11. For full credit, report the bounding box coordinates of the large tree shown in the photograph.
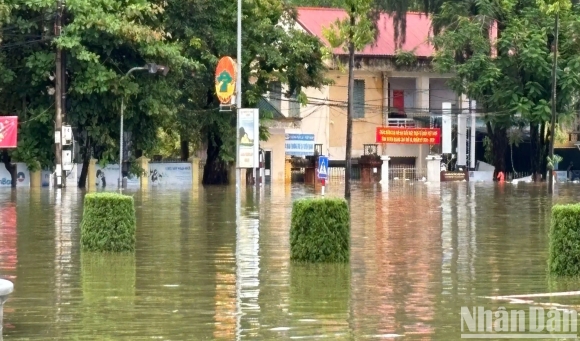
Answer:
[163,0,329,185]
[432,0,580,178]
[1,0,197,187]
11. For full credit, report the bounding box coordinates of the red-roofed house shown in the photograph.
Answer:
[267,7,466,171]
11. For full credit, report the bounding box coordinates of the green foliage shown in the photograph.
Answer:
[394,49,417,66]
[482,136,493,164]
[547,154,563,170]
[290,198,350,263]
[80,192,136,252]
[322,0,375,52]
[548,203,580,276]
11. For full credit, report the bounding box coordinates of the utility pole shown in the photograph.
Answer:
[548,12,559,194]
[344,13,356,199]
[54,0,65,188]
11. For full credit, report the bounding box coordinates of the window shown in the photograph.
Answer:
[353,80,365,118]
[288,90,300,117]
[269,81,282,113]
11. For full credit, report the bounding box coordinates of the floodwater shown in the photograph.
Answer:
[0,182,579,340]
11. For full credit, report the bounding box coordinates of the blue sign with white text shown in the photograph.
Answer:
[285,134,315,157]
[318,155,328,180]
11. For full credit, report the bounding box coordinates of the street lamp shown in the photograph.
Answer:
[119,63,169,191]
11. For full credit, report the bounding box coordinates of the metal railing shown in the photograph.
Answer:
[387,118,417,128]
[389,166,427,181]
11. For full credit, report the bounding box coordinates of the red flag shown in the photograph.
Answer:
[0,116,17,148]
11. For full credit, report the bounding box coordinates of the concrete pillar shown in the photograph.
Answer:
[0,279,14,337]
[88,158,97,191]
[285,155,292,184]
[188,156,200,192]
[380,155,390,185]
[457,94,469,168]
[426,154,443,183]
[416,76,430,169]
[136,156,150,188]
[29,162,41,188]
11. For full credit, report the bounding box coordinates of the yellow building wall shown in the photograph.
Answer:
[328,70,384,159]
[261,131,286,183]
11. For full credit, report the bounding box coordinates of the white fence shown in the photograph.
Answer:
[0,162,194,187]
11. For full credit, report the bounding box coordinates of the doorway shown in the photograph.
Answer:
[264,149,272,183]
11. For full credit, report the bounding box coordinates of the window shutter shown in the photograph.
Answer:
[353,80,365,118]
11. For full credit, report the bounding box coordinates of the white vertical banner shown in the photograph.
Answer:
[238,108,260,168]
[442,102,452,154]
[458,95,469,167]
[470,100,477,169]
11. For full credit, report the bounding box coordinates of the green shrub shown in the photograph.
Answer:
[80,192,136,252]
[290,197,349,263]
[549,204,580,276]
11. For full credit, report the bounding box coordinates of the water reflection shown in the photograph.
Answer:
[4,183,580,339]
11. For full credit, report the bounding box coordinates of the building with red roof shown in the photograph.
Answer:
[261,7,473,174]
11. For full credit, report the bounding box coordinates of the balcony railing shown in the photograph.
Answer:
[387,118,416,128]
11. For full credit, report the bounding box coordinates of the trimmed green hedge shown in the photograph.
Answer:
[549,203,580,276]
[290,197,349,263]
[80,192,136,252]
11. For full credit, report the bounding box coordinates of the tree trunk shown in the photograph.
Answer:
[344,12,356,199]
[530,123,540,181]
[491,126,508,179]
[78,136,91,188]
[202,131,228,185]
[541,122,548,180]
[1,150,16,188]
[180,138,189,161]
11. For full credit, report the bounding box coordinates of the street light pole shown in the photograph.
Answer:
[119,64,168,192]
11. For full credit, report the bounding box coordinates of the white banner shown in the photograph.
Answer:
[0,163,30,187]
[238,108,259,168]
[442,102,452,154]
[148,163,192,185]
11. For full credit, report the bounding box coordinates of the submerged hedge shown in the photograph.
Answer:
[290,197,349,263]
[549,204,580,276]
[80,192,136,252]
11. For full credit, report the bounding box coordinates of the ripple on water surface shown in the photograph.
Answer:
[0,182,579,340]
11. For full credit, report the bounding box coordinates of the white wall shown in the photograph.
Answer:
[300,85,330,154]
[429,78,457,111]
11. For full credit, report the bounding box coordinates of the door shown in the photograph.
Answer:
[264,150,272,183]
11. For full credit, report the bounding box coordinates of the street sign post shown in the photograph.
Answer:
[318,155,328,196]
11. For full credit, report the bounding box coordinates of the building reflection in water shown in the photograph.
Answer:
[352,183,441,339]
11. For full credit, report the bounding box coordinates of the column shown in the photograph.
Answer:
[470,100,477,170]
[29,162,42,188]
[380,155,390,186]
[284,155,291,185]
[188,156,200,192]
[88,158,97,191]
[426,155,442,183]
[137,156,150,188]
[382,73,389,156]
[416,76,430,169]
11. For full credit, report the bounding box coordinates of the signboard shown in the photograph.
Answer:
[318,155,328,180]
[375,127,441,144]
[0,163,29,187]
[238,109,259,168]
[148,163,192,185]
[0,116,17,148]
[215,56,237,104]
[441,170,469,182]
[285,134,315,156]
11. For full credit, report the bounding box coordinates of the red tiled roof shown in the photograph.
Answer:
[296,7,434,57]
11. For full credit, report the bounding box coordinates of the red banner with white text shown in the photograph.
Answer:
[0,116,17,148]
